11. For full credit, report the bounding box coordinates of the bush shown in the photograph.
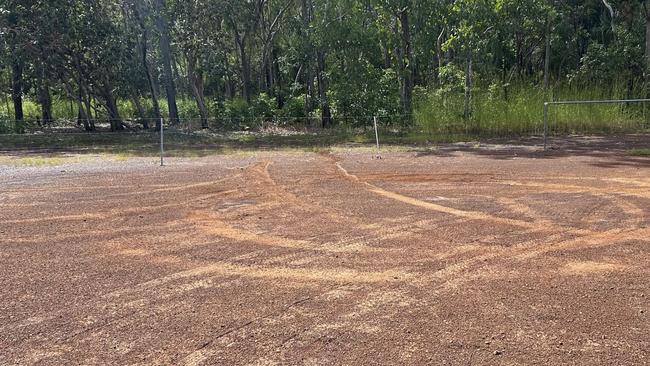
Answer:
[251,93,275,120]
[0,120,11,134]
[276,95,306,124]
[223,97,255,128]
[330,66,401,128]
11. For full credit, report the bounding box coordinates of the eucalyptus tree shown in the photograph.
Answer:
[445,0,496,120]
[127,0,163,125]
[154,0,179,125]
[172,0,221,127]
[0,0,28,129]
[223,0,265,102]
[373,0,414,114]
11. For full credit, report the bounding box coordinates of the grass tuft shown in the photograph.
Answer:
[0,156,88,167]
[628,148,650,156]
[414,83,650,136]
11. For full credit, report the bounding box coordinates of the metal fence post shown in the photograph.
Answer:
[160,117,164,166]
[543,102,549,151]
[373,116,381,159]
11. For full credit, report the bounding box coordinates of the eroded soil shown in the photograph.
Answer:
[1,145,649,365]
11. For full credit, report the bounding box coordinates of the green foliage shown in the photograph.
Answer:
[331,66,401,127]
[1,0,649,137]
[438,65,466,93]
[415,83,648,136]
[276,96,306,121]
[251,93,276,120]
[629,148,650,156]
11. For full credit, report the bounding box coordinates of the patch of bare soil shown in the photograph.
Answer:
[1,146,648,365]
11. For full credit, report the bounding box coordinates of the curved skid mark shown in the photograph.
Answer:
[7,220,190,245]
[105,261,409,299]
[2,213,106,225]
[335,161,360,182]
[95,175,245,199]
[367,185,538,229]
[188,211,380,254]
[332,157,606,236]
[423,226,650,291]
[596,177,650,188]
[2,190,237,227]
[515,227,650,260]
[562,261,629,275]
[334,159,543,229]
[238,159,369,226]
[595,193,647,227]
[500,180,650,199]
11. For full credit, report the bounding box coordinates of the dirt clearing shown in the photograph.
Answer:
[1,141,649,365]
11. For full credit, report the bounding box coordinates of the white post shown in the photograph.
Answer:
[543,102,548,151]
[373,116,381,159]
[160,117,164,166]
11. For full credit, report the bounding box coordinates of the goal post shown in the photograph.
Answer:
[543,98,650,150]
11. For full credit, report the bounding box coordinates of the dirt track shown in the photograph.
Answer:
[1,145,649,365]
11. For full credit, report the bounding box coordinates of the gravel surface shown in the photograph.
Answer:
[0,140,649,365]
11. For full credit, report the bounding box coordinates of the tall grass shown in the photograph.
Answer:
[0,96,217,121]
[3,83,650,136]
[414,83,650,137]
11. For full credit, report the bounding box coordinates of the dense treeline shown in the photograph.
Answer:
[1,0,649,132]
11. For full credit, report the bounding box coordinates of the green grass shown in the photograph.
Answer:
[4,82,649,139]
[628,148,650,156]
[414,83,650,136]
[0,128,450,160]
[0,155,90,167]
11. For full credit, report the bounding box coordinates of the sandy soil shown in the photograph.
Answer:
[1,141,649,365]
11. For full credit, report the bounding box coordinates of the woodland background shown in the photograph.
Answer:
[1,0,650,135]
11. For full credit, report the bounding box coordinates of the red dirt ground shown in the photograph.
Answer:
[1,141,649,365]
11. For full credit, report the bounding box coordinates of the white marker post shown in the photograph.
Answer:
[160,117,164,166]
[373,116,381,159]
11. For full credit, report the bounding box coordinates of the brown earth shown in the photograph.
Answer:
[0,142,649,365]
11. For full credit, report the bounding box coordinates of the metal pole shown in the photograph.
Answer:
[545,98,650,106]
[373,116,381,159]
[160,117,164,166]
[543,102,548,151]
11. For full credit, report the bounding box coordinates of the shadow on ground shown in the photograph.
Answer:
[0,131,648,168]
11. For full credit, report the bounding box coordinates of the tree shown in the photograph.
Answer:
[1,0,648,132]
[154,0,179,125]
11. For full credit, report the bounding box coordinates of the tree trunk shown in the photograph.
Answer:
[77,108,90,131]
[83,90,94,130]
[544,20,551,91]
[464,48,473,121]
[436,28,445,86]
[235,32,252,103]
[101,85,123,131]
[132,1,162,126]
[398,4,413,115]
[37,64,53,124]
[139,17,162,126]
[132,96,148,129]
[187,54,209,129]
[11,60,24,132]
[66,81,93,131]
[38,85,53,124]
[645,0,650,96]
[154,0,179,125]
[274,48,284,109]
[316,50,332,128]
[262,49,273,95]
[302,0,314,116]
